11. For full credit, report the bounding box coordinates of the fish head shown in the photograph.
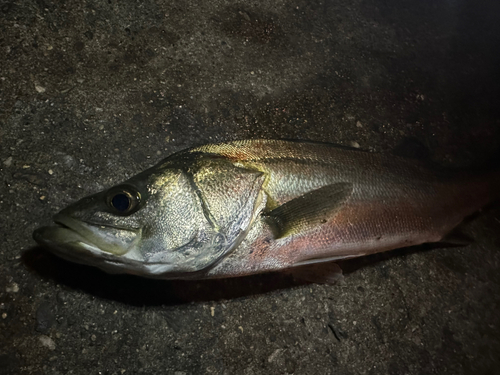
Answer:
[33,156,266,279]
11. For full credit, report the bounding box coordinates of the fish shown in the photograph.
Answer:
[33,139,499,281]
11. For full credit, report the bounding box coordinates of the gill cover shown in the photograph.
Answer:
[144,154,267,275]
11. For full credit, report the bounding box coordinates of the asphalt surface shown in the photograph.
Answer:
[1,0,500,374]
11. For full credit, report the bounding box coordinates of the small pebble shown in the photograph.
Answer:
[5,283,19,293]
[350,141,360,148]
[39,335,56,351]
[3,156,12,167]
[356,121,363,128]
[48,169,53,175]
[35,85,46,93]
[56,291,69,304]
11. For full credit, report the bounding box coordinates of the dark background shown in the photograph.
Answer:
[1,0,500,374]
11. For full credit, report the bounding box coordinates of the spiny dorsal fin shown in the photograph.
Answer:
[265,182,353,239]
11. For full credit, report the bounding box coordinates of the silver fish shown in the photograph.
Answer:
[33,140,499,280]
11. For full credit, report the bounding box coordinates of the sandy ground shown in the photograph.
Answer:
[1,0,500,374]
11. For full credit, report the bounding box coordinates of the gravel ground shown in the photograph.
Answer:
[1,0,500,374]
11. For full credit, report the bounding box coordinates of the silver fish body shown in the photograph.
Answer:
[33,140,499,279]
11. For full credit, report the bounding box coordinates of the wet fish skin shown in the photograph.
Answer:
[33,139,499,280]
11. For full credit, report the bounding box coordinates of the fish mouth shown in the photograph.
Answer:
[33,224,153,276]
[33,214,142,262]
[52,213,141,256]
[33,224,113,263]
[33,215,178,277]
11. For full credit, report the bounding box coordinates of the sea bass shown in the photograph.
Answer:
[33,139,499,280]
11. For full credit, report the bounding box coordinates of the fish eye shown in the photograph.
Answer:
[112,193,131,212]
[106,186,141,215]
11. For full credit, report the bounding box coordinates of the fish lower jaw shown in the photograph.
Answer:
[52,214,141,256]
[33,226,185,278]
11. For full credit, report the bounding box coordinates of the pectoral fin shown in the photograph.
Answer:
[265,182,353,239]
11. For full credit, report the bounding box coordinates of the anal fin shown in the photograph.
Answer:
[286,262,344,285]
[440,227,474,246]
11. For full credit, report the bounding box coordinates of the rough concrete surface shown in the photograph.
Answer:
[1,0,500,374]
